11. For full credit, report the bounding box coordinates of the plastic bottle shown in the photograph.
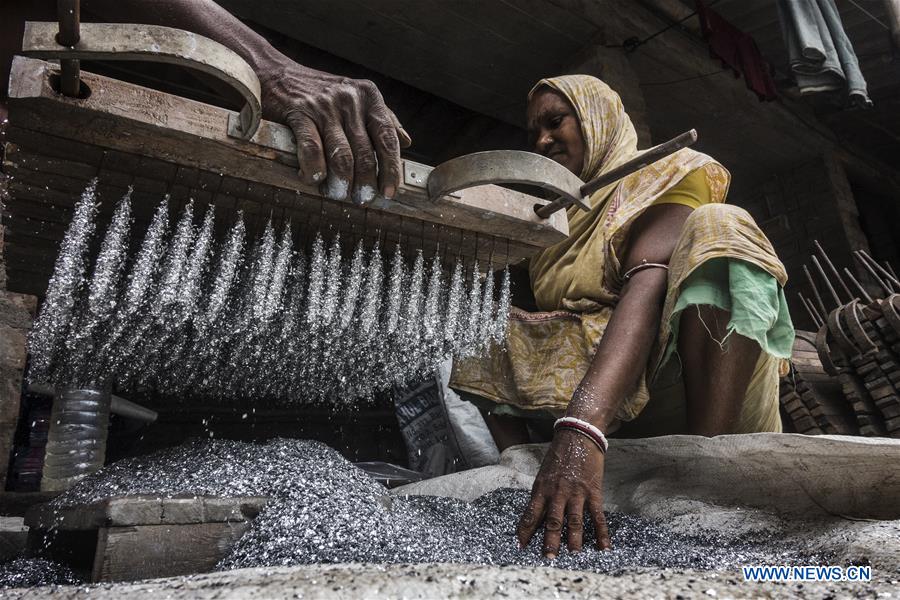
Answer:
[41,386,111,492]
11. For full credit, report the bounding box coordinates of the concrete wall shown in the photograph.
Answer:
[564,44,653,148]
[734,154,875,330]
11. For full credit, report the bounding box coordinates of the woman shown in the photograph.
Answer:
[450,75,794,558]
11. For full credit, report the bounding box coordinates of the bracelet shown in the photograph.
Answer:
[622,259,669,281]
[553,416,608,454]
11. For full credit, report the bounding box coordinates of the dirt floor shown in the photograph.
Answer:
[1,563,893,599]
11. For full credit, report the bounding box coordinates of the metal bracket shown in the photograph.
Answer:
[22,21,262,140]
[403,160,433,189]
[426,150,587,209]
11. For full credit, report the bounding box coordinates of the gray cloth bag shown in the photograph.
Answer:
[776,0,872,106]
[393,360,499,478]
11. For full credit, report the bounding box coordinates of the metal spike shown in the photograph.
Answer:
[858,249,900,291]
[843,267,873,304]
[810,256,842,308]
[853,251,892,296]
[813,240,852,302]
[802,265,829,319]
[798,293,822,329]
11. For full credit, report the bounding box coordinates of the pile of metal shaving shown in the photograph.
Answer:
[0,559,79,588]
[27,181,511,405]
[48,439,821,574]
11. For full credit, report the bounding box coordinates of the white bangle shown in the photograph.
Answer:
[553,416,609,453]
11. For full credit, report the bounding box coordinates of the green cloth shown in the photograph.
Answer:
[658,257,795,374]
[458,257,794,421]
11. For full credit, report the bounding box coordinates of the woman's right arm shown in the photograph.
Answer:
[516,202,694,558]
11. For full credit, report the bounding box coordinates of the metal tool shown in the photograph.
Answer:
[427,129,699,219]
[56,0,81,97]
[22,20,262,139]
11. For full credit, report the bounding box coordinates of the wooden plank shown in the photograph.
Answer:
[25,495,267,530]
[92,521,251,582]
[4,161,539,273]
[4,271,54,299]
[0,491,60,517]
[6,56,567,252]
[0,517,29,562]
[0,291,38,489]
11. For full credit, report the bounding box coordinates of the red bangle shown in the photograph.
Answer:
[554,417,608,454]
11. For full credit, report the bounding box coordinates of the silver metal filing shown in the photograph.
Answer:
[41,438,823,579]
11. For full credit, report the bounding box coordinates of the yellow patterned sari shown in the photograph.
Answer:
[450,75,791,433]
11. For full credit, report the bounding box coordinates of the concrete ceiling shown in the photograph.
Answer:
[217,0,599,128]
[700,0,900,170]
[216,0,900,193]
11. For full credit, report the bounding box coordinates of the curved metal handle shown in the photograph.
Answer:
[426,150,589,211]
[844,299,878,356]
[882,295,900,338]
[22,21,262,139]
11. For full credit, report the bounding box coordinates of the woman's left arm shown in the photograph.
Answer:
[516,202,693,558]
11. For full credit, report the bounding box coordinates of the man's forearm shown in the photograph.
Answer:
[84,0,285,77]
[565,270,668,431]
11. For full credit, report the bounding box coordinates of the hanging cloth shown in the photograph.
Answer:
[696,0,778,102]
[776,0,873,107]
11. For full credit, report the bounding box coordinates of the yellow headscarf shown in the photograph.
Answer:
[527,75,731,312]
[528,75,638,182]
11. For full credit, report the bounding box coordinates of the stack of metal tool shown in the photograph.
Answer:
[785,242,900,438]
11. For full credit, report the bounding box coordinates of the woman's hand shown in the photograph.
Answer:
[259,62,410,204]
[516,429,611,558]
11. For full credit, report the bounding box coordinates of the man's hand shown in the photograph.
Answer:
[77,0,411,205]
[260,63,410,204]
[516,429,611,558]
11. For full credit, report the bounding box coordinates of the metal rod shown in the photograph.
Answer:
[799,293,823,328]
[813,240,853,302]
[806,293,824,326]
[859,249,900,290]
[844,267,874,304]
[28,383,158,423]
[56,0,81,97]
[803,265,830,319]
[853,251,893,296]
[580,130,698,198]
[811,256,842,308]
[534,129,697,219]
[885,261,899,281]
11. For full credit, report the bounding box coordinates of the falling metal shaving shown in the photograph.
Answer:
[27,182,511,405]
[47,439,823,576]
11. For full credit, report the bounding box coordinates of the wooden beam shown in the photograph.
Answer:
[92,522,251,582]
[6,57,567,256]
[26,495,268,530]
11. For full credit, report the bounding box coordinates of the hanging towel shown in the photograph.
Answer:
[776,0,873,107]
[696,1,778,102]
